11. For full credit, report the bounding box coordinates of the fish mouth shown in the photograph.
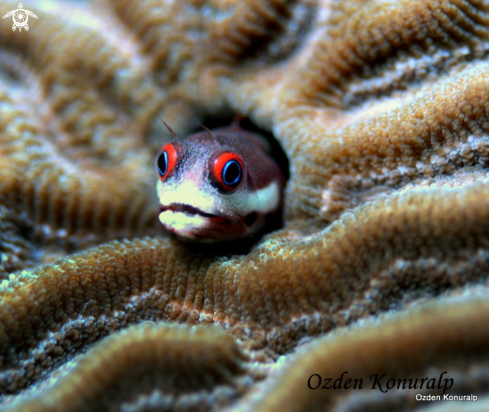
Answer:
[160,203,217,219]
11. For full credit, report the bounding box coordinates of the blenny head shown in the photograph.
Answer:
[155,122,285,243]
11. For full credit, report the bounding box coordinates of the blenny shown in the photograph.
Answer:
[155,120,285,243]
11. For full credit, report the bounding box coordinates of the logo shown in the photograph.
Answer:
[3,3,37,32]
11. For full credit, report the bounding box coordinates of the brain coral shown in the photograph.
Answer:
[0,0,489,411]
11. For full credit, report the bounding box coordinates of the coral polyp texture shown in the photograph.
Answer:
[0,0,489,410]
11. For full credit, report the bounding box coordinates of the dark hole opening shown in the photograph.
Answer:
[244,212,257,226]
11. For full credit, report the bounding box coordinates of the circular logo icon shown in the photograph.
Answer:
[12,8,28,29]
[3,3,38,32]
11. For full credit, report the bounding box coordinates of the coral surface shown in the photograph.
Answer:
[0,0,489,411]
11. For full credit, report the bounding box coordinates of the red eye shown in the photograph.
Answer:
[211,153,244,192]
[155,143,177,180]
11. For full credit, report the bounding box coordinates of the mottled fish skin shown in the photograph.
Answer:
[155,125,285,243]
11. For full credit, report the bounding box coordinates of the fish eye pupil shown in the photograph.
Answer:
[222,160,242,186]
[158,151,168,176]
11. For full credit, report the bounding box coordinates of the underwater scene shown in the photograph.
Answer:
[0,0,489,411]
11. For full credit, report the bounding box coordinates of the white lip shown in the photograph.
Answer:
[159,203,217,218]
[159,210,210,235]
[157,180,217,216]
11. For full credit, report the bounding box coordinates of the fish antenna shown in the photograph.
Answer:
[159,118,178,139]
[230,113,244,129]
[197,123,214,139]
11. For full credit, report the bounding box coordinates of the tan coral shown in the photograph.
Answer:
[3,323,258,412]
[0,2,164,252]
[232,288,489,412]
[1,182,489,409]
[0,0,489,411]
